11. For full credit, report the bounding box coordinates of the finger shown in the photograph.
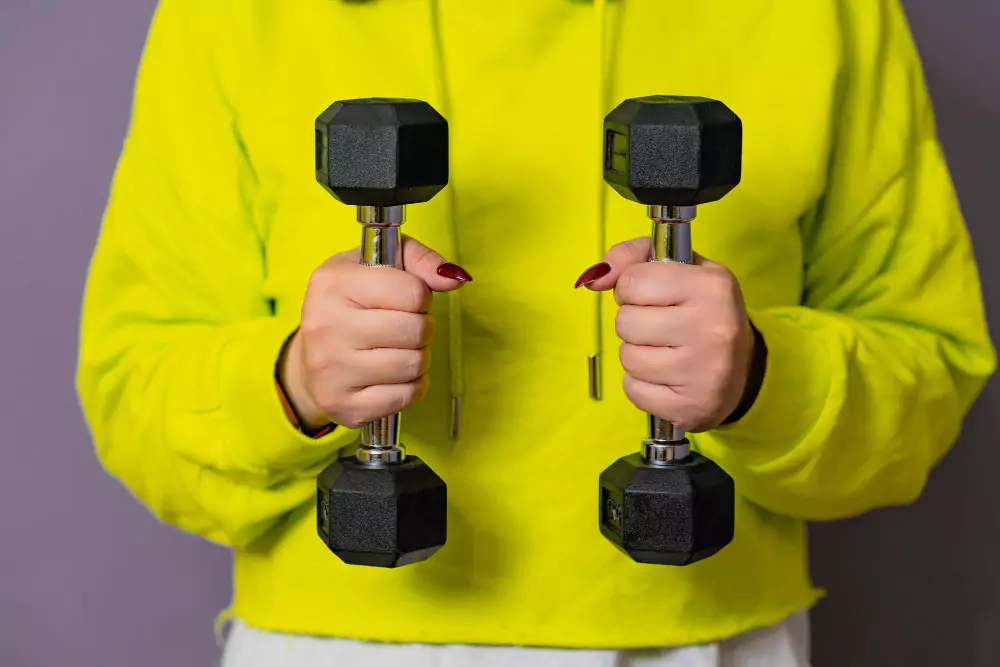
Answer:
[574,237,650,291]
[692,251,726,271]
[619,343,697,386]
[622,373,694,425]
[615,304,694,347]
[350,374,431,421]
[348,311,436,350]
[402,235,472,293]
[614,261,702,307]
[314,262,432,313]
[349,348,431,387]
[334,246,362,264]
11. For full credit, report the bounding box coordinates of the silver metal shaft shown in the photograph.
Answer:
[356,205,407,466]
[642,205,696,465]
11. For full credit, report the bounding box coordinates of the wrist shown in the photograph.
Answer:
[276,329,336,435]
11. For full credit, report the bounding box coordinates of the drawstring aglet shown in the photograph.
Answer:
[450,394,461,439]
[588,353,602,401]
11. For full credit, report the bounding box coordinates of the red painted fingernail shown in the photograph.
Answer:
[574,262,611,289]
[436,262,473,282]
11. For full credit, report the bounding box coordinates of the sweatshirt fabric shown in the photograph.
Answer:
[76,0,995,649]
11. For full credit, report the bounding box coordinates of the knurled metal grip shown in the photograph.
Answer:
[357,206,406,466]
[644,206,696,465]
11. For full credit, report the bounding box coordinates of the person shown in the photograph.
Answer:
[75,0,995,665]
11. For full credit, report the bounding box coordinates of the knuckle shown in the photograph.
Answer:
[618,344,638,374]
[621,372,635,395]
[615,307,634,340]
[610,238,635,255]
[411,376,431,404]
[410,242,436,268]
[634,262,661,281]
[307,267,338,296]
[339,412,367,430]
[621,373,643,403]
[303,345,329,374]
[393,386,417,414]
[335,396,370,429]
[618,266,637,293]
[402,275,430,312]
[691,393,724,430]
[709,321,741,349]
[721,323,742,346]
[421,315,437,342]
[298,318,323,340]
[401,350,424,380]
[682,407,715,433]
[317,394,347,422]
[704,271,737,301]
[411,315,435,346]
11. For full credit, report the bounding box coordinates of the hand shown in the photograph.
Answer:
[576,238,754,432]
[279,236,471,430]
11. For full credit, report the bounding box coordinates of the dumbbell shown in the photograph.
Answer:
[314,98,449,568]
[599,95,741,565]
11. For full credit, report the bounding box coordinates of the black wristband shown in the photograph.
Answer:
[722,320,768,425]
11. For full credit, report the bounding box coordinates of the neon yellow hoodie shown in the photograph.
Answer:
[76,0,994,649]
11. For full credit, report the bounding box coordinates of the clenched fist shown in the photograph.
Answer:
[577,237,755,433]
[279,236,471,431]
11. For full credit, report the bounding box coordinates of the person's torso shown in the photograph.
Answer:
[220,0,837,646]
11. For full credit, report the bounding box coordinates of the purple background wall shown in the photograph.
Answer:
[0,2,996,666]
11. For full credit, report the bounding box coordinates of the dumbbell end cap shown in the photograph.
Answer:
[317,455,447,568]
[599,451,735,566]
[316,98,449,207]
[603,95,742,207]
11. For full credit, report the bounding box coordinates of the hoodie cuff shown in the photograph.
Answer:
[721,319,768,425]
[275,376,336,439]
[695,307,830,468]
[219,318,359,472]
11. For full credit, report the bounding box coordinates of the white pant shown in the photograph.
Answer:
[220,612,810,667]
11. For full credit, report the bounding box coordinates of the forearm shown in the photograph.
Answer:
[696,305,993,520]
[77,317,357,547]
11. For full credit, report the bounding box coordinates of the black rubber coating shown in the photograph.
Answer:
[599,450,735,566]
[315,98,449,206]
[317,455,447,568]
[603,95,742,206]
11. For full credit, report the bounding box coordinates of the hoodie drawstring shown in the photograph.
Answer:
[428,0,617,430]
[590,0,611,401]
[428,0,463,438]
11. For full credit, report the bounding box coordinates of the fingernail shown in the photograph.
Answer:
[574,262,611,289]
[436,262,473,282]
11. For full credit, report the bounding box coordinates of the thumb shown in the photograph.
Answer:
[401,234,473,293]
[574,237,650,291]
[692,251,726,271]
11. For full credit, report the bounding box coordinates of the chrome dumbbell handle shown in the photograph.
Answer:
[641,205,696,465]
[356,205,406,466]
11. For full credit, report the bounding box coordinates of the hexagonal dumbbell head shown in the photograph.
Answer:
[604,95,742,206]
[317,457,447,568]
[599,452,735,565]
[316,98,448,207]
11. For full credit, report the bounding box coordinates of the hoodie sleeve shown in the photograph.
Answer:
[75,0,359,548]
[696,0,995,520]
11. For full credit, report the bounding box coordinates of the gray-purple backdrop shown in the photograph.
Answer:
[1,2,996,666]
